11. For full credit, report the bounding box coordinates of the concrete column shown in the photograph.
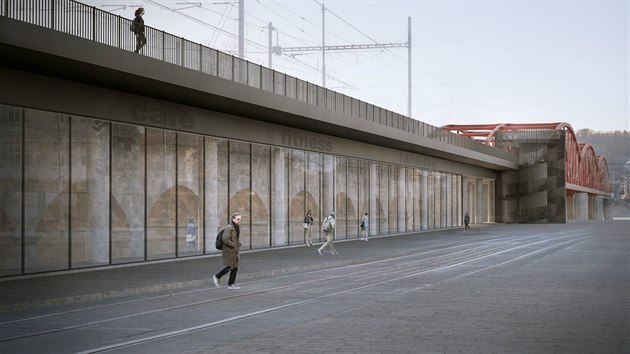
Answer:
[566,195,574,220]
[603,198,613,220]
[398,166,406,232]
[441,174,449,228]
[428,171,434,229]
[475,178,483,223]
[421,170,428,230]
[592,195,604,220]
[574,192,588,220]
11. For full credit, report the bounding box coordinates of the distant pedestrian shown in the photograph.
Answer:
[318,212,337,255]
[304,210,314,247]
[185,218,197,251]
[359,211,369,241]
[464,211,471,231]
[133,7,146,53]
[212,213,242,290]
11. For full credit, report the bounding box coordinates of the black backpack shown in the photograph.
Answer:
[215,227,226,250]
[129,21,136,32]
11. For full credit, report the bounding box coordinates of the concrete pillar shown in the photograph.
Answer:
[398,166,406,232]
[421,170,428,230]
[592,195,604,220]
[475,178,483,223]
[574,192,588,220]
[441,174,448,228]
[566,195,574,220]
[603,198,613,220]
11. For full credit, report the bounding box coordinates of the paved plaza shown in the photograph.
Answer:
[0,221,628,353]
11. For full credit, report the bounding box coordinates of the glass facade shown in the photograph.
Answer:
[0,104,491,277]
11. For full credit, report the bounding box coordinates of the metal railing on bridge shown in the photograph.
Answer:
[1,0,512,160]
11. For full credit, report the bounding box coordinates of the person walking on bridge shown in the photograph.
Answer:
[133,7,146,53]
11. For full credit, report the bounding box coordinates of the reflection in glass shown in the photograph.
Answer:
[335,157,347,238]
[288,150,305,245]
[358,160,370,238]
[205,137,228,253]
[306,153,321,242]
[70,117,110,268]
[271,147,288,246]
[178,133,203,256]
[379,164,388,234]
[229,141,251,249]
[0,106,22,276]
[346,159,358,238]
[112,123,145,264]
[389,165,398,234]
[24,111,70,273]
[251,144,270,248]
[146,129,176,260]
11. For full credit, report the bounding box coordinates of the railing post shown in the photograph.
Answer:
[3,0,8,17]
[92,6,96,41]
[162,31,166,60]
[181,37,184,66]
[50,0,54,30]
[199,43,202,72]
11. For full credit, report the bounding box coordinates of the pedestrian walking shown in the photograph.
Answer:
[304,210,314,247]
[318,212,337,255]
[212,213,242,290]
[185,218,197,251]
[464,211,471,231]
[133,7,146,53]
[359,211,369,241]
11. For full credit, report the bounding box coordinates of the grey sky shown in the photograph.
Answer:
[92,0,628,132]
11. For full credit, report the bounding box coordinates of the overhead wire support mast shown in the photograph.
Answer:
[276,43,408,52]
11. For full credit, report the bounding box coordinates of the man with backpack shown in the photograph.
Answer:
[212,213,242,290]
[318,212,337,255]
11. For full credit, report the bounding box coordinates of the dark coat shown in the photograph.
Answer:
[133,15,145,34]
[221,224,241,268]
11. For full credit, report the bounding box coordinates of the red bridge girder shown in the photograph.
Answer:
[441,122,611,194]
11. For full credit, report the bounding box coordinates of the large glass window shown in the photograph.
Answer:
[0,106,23,276]
[335,157,347,238]
[389,165,398,234]
[205,137,228,253]
[289,150,306,245]
[251,144,270,249]
[111,123,145,264]
[306,153,322,242]
[177,133,203,256]
[358,160,370,237]
[229,141,251,249]
[379,164,388,234]
[405,167,414,232]
[322,155,335,229]
[146,129,176,260]
[347,159,359,238]
[70,117,110,268]
[24,111,70,273]
[271,147,288,246]
[412,169,421,231]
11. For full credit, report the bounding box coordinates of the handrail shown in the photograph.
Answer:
[1,0,513,160]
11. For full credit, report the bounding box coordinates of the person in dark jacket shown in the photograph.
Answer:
[464,211,471,231]
[304,210,314,247]
[133,7,146,53]
[213,213,242,290]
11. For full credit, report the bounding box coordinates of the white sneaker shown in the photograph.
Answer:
[227,284,240,290]
[212,275,220,287]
